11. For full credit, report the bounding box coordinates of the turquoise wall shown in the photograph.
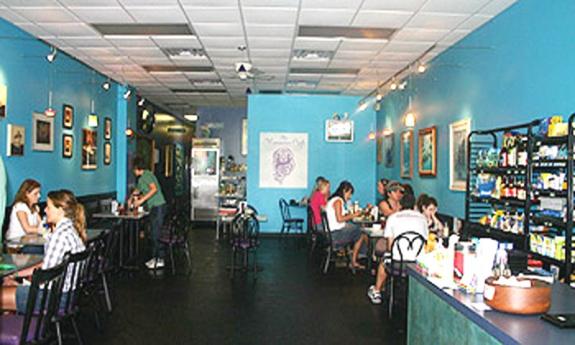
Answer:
[377,0,575,218]
[247,94,377,233]
[197,106,247,165]
[0,18,128,204]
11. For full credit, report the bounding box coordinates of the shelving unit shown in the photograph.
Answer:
[464,118,574,283]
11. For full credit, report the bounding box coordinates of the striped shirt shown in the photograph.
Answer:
[43,218,86,291]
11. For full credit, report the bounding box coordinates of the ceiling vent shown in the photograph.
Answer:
[298,26,395,40]
[171,89,227,94]
[289,67,359,75]
[143,65,213,73]
[92,24,194,36]
[293,49,333,61]
[163,48,206,59]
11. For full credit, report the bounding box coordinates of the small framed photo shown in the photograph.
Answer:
[104,117,112,140]
[7,124,25,156]
[32,112,54,151]
[63,104,74,129]
[400,130,413,179]
[418,126,437,176]
[0,84,7,119]
[82,129,97,170]
[62,134,73,159]
[104,142,111,165]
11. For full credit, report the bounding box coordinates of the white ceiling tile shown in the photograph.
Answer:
[11,7,78,23]
[382,41,432,53]
[193,23,243,36]
[119,0,180,5]
[241,0,298,7]
[352,10,413,28]
[458,14,494,30]
[152,36,201,48]
[421,0,490,14]
[375,51,421,61]
[2,0,60,7]
[439,29,471,46]
[392,28,450,42]
[299,9,356,26]
[183,71,219,79]
[301,0,362,9]
[68,7,135,23]
[125,6,187,23]
[245,24,294,38]
[334,50,377,60]
[120,47,166,57]
[407,12,468,30]
[289,60,330,68]
[251,57,289,66]
[288,73,321,81]
[108,37,157,48]
[480,0,517,16]
[183,7,240,23]
[59,0,120,6]
[361,0,426,11]
[248,37,291,49]
[369,60,408,69]
[320,75,357,82]
[172,58,213,67]
[60,36,112,47]
[242,7,297,25]
[129,56,173,64]
[250,49,291,58]
[338,38,388,51]
[329,59,370,68]
[206,49,247,58]
[293,37,340,51]
[36,22,99,36]
[75,46,120,55]
[0,7,29,23]
[201,36,246,49]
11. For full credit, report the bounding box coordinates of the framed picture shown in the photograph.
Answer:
[63,104,74,129]
[383,131,394,168]
[325,119,354,142]
[0,84,7,119]
[449,119,471,191]
[82,129,97,170]
[241,118,248,156]
[32,112,54,151]
[104,142,111,165]
[418,126,437,176]
[104,117,112,140]
[62,134,73,159]
[400,130,413,179]
[7,124,24,156]
[164,144,173,177]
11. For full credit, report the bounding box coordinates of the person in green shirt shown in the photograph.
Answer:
[130,157,167,270]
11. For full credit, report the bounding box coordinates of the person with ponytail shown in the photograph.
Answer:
[0,190,86,314]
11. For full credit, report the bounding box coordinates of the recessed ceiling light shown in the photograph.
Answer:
[191,80,223,87]
[163,48,205,60]
[184,114,199,122]
[293,49,333,61]
[298,26,395,40]
[155,114,175,122]
[287,80,318,89]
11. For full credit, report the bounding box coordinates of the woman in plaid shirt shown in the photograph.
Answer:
[0,190,86,313]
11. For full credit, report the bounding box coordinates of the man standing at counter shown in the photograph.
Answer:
[131,157,167,270]
[368,193,428,304]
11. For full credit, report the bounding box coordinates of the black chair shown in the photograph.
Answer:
[159,210,192,275]
[0,262,67,345]
[279,198,304,237]
[385,231,426,318]
[229,212,260,279]
[55,250,91,345]
[320,212,352,274]
[307,206,322,257]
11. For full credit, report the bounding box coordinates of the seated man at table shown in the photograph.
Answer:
[0,190,86,313]
[367,193,428,304]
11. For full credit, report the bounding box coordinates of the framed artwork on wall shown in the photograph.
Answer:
[383,131,394,168]
[164,144,173,177]
[63,104,74,129]
[104,142,111,165]
[400,130,413,179]
[449,119,471,191]
[418,126,437,176]
[62,134,73,159]
[32,112,54,151]
[7,124,24,156]
[0,84,7,119]
[104,117,112,140]
[82,129,97,170]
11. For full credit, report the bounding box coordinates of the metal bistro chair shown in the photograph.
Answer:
[279,198,304,237]
[386,231,426,319]
[320,212,353,274]
[0,262,67,345]
[54,250,92,345]
[229,212,260,279]
[159,209,192,275]
[306,206,322,257]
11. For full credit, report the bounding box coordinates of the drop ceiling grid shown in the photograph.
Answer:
[0,0,517,110]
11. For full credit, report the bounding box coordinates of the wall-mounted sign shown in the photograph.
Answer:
[325,119,354,142]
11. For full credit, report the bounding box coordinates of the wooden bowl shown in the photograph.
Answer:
[483,277,552,315]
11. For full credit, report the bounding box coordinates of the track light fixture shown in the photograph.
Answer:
[123,88,132,100]
[101,80,111,91]
[417,64,427,74]
[46,46,57,63]
[138,97,145,106]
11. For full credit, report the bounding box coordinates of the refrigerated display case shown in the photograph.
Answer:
[191,138,220,221]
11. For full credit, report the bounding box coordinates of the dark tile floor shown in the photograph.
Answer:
[82,229,405,345]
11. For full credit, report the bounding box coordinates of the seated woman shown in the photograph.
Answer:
[417,194,445,237]
[6,179,43,254]
[324,181,368,269]
[0,190,87,313]
[309,177,330,231]
[378,181,404,217]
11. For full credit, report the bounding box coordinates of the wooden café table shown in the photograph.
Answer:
[92,211,149,269]
[354,217,386,272]
[0,254,43,279]
[4,229,108,251]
